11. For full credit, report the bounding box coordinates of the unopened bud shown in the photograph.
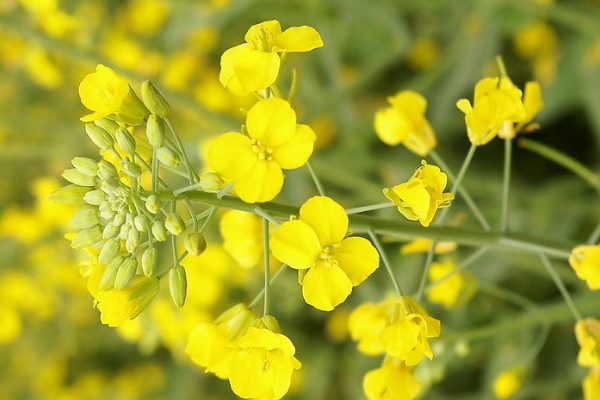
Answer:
[142,81,170,117]
[146,114,165,147]
[69,208,100,230]
[101,176,121,194]
[72,157,99,176]
[169,265,187,307]
[99,256,124,291]
[49,185,90,205]
[115,127,136,154]
[152,220,167,241]
[114,87,148,126]
[141,247,158,277]
[184,232,207,256]
[134,214,148,232]
[114,257,138,290]
[119,223,130,241]
[165,212,185,236]
[157,147,179,167]
[102,222,120,240]
[113,213,125,226]
[199,172,223,192]
[83,189,106,205]
[85,123,114,149]
[122,160,141,178]
[99,239,121,264]
[254,315,281,333]
[62,168,97,186]
[95,118,119,136]
[145,194,160,214]
[126,229,140,253]
[97,159,118,180]
[70,225,102,249]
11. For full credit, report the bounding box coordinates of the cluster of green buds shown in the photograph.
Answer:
[51,80,217,314]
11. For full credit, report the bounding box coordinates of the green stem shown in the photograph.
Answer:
[248,265,289,309]
[501,137,513,232]
[495,55,508,78]
[288,69,298,104]
[173,182,202,196]
[346,202,395,215]
[199,206,217,234]
[164,117,200,184]
[254,206,281,226]
[184,198,198,231]
[306,160,325,196]
[262,218,271,316]
[368,229,404,295]
[151,148,158,192]
[538,253,582,320]
[424,246,490,291]
[587,220,600,245]
[478,282,538,311]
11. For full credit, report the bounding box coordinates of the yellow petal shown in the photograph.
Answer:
[234,159,283,203]
[456,98,472,115]
[228,349,273,398]
[474,77,500,102]
[374,107,411,145]
[219,44,280,95]
[270,220,321,270]
[245,20,282,44]
[302,264,353,311]
[207,132,256,180]
[523,81,543,123]
[274,26,324,52]
[388,90,427,119]
[272,123,316,169]
[333,237,379,286]
[299,196,348,246]
[246,98,297,146]
[185,323,231,378]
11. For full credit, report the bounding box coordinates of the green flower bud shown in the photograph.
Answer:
[62,168,97,186]
[83,189,106,206]
[145,194,161,214]
[119,223,130,241]
[113,213,125,226]
[115,127,136,154]
[146,114,165,147]
[169,265,187,307]
[157,147,179,167]
[99,239,121,265]
[97,159,118,180]
[114,257,138,290]
[122,160,141,178]
[95,118,119,136]
[72,157,99,176]
[200,172,224,192]
[85,123,114,149]
[184,232,207,256]
[133,214,148,232]
[152,220,167,241]
[101,177,121,194]
[141,80,170,117]
[126,229,140,253]
[99,256,124,291]
[69,208,100,230]
[99,201,112,213]
[165,212,185,236]
[141,247,158,277]
[70,225,102,249]
[102,222,120,240]
[128,276,160,318]
[253,315,281,333]
[114,86,148,126]
[49,185,90,205]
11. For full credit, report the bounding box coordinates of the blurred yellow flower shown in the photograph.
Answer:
[583,368,600,400]
[374,90,436,156]
[569,244,600,290]
[427,259,476,309]
[0,304,22,344]
[408,37,439,70]
[575,318,600,367]
[219,20,323,95]
[23,48,62,89]
[348,300,391,355]
[208,98,316,203]
[493,366,526,399]
[270,196,379,311]
[363,357,421,400]
[400,238,457,255]
[220,210,264,268]
[122,0,170,37]
[383,160,454,227]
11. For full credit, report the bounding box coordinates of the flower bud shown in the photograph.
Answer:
[62,168,97,186]
[121,160,141,178]
[95,118,119,136]
[152,220,167,241]
[142,80,170,117]
[199,172,223,192]
[141,247,158,277]
[101,177,121,194]
[85,123,114,149]
[119,223,130,241]
[99,239,121,265]
[114,257,138,290]
[253,315,281,333]
[113,213,125,226]
[49,184,90,205]
[157,147,179,167]
[128,276,160,318]
[115,127,136,154]
[126,229,140,253]
[72,157,99,176]
[134,214,148,232]
[70,225,102,249]
[184,232,207,256]
[145,194,161,214]
[114,87,147,126]
[165,212,185,236]
[69,208,100,230]
[99,256,124,291]
[169,265,187,307]
[83,189,106,205]
[97,159,118,180]
[146,114,165,147]
[102,222,120,240]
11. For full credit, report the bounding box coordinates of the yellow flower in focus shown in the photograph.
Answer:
[493,367,526,399]
[401,238,457,255]
[220,20,323,95]
[79,64,147,124]
[569,244,600,290]
[575,318,600,367]
[270,196,379,311]
[228,326,301,400]
[584,368,600,400]
[374,90,436,156]
[383,160,454,227]
[363,358,421,400]
[456,77,527,145]
[427,259,476,309]
[208,98,316,203]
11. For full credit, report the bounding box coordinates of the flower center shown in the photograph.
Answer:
[317,245,337,267]
[251,139,273,161]
[249,26,273,52]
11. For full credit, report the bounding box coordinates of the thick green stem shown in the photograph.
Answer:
[501,137,512,232]
[368,229,404,296]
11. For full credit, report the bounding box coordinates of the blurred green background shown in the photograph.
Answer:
[1,0,600,399]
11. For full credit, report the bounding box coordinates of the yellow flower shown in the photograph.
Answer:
[374,90,436,156]
[427,259,476,309]
[348,298,396,355]
[79,64,147,125]
[456,77,527,145]
[220,20,323,95]
[400,238,457,255]
[363,357,421,400]
[569,244,600,290]
[575,318,600,367]
[208,98,316,203]
[583,368,600,400]
[220,210,265,268]
[228,326,301,400]
[270,196,379,311]
[383,160,454,227]
[493,366,526,399]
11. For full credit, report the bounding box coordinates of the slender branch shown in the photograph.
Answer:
[306,160,325,196]
[199,206,217,234]
[248,265,289,309]
[346,202,395,215]
[538,253,582,321]
[262,218,271,316]
[501,137,513,232]
[368,229,404,295]
[587,220,600,245]
[164,116,200,183]
[424,246,490,291]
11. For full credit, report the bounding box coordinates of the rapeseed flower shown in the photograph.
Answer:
[575,318,600,367]
[383,160,453,227]
[363,357,421,400]
[493,366,526,399]
[220,20,323,95]
[220,210,265,268]
[427,259,476,309]
[208,98,316,203]
[270,196,379,311]
[569,244,600,290]
[401,238,457,255]
[583,368,600,400]
[374,90,436,156]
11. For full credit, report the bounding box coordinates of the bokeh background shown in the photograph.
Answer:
[1,0,600,399]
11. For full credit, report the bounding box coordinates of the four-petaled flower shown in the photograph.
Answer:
[569,244,600,290]
[220,20,323,96]
[270,196,379,311]
[208,98,316,203]
[363,357,421,400]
